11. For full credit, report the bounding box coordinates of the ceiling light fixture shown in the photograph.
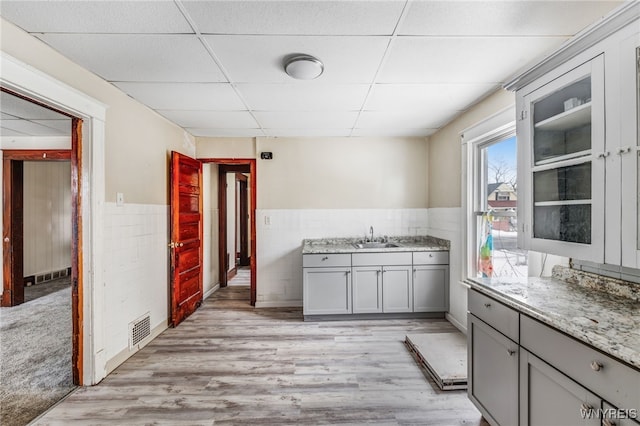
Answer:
[284,54,324,80]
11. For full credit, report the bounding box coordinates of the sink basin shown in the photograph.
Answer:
[352,242,400,249]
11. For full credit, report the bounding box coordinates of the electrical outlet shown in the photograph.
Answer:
[116,192,124,206]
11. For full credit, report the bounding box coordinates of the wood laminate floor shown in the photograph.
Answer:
[34,286,487,425]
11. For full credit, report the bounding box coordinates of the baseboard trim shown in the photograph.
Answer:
[255,300,303,308]
[204,283,220,299]
[446,312,467,334]
[105,321,167,375]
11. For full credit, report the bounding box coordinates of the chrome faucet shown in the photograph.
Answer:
[369,226,374,242]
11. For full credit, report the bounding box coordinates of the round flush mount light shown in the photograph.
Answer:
[284,54,324,80]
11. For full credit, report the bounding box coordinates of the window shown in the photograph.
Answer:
[462,107,528,279]
[476,136,527,278]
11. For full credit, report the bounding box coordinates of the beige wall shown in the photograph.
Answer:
[23,161,72,276]
[196,137,256,159]
[1,18,191,205]
[255,137,428,209]
[428,89,515,208]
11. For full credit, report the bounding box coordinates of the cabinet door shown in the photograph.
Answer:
[520,349,601,426]
[381,265,413,313]
[303,267,351,315]
[352,266,383,313]
[620,30,640,269]
[520,56,605,263]
[413,265,448,312]
[468,314,519,426]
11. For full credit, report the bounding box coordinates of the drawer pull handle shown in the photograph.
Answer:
[603,419,616,426]
[507,349,516,356]
[484,303,491,308]
[590,361,603,371]
[580,403,593,411]
[321,256,329,261]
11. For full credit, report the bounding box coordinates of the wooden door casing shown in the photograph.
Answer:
[170,151,203,327]
[211,159,256,306]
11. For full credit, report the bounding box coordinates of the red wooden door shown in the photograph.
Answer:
[170,151,203,326]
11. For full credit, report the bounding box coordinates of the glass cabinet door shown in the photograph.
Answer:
[523,56,605,262]
[621,35,640,269]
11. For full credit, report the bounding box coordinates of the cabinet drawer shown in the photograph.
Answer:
[303,253,351,268]
[520,315,640,412]
[413,251,449,265]
[468,289,519,342]
[352,252,412,266]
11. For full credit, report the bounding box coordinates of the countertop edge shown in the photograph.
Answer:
[466,278,640,370]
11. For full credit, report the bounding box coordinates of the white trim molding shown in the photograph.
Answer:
[1,52,107,385]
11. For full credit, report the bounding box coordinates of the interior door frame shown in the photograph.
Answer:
[203,158,256,306]
[1,113,82,385]
[236,173,249,267]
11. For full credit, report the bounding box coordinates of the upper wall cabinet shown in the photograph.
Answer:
[507,3,640,266]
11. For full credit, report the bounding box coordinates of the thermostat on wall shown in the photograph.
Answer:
[260,152,273,160]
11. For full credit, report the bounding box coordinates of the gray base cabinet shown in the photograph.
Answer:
[303,250,449,318]
[520,349,601,426]
[302,267,351,315]
[381,266,413,313]
[468,313,519,426]
[413,265,448,312]
[468,288,640,426]
[352,266,382,313]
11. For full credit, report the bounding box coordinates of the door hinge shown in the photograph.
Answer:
[519,110,528,121]
[169,242,176,249]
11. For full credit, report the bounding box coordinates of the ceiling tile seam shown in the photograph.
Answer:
[350,0,413,137]
[5,117,69,133]
[174,0,266,135]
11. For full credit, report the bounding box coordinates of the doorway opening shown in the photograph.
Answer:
[0,88,82,423]
[204,159,256,306]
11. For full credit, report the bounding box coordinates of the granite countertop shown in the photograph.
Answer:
[302,235,450,254]
[467,266,640,369]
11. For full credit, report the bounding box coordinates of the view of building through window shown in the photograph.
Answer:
[479,136,528,278]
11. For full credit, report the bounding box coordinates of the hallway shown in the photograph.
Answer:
[33,286,484,425]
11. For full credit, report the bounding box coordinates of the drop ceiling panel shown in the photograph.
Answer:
[1,119,69,137]
[206,35,388,83]
[0,1,192,33]
[182,0,404,35]
[356,110,460,130]
[114,82,246,110]
[0,127,25,137]
[263,128,352,137]
[0,92,68,120]
[32,120,71,134]
[186,128,264,137]
[253,111,358,129]
[157,110,258,129]
[237,84,370,111]
[379,36,567,84]
[365,83,499,111]
[399,1,622,36]
[352,128,437,138]
[37,34,226,82]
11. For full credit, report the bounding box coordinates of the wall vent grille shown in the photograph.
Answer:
[129,313,151,349]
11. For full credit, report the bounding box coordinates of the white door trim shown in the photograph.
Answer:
[1,52,108,385]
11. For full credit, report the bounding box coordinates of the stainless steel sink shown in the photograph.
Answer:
[352,242,400,249]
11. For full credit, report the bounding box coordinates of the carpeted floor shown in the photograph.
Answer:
[0,281,75,426]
